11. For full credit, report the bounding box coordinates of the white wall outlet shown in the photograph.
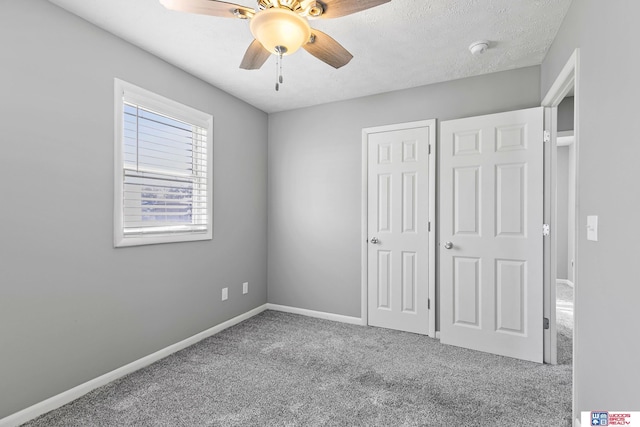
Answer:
[587,215,598,241]
[242,282,248,294]
[221,287,228,301]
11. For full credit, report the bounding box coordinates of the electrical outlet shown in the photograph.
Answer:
[243,282,248,294]
[221,287,228,301]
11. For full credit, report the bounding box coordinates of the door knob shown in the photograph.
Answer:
[444,241,453,249]
[370,237,379,244]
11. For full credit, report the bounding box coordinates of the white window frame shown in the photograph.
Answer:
[114,79,213,247]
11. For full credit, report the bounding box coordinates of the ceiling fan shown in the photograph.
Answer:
[159,0,391,86]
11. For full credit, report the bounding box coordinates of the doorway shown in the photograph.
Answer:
[555,97,575,365]
[541,48,579,421]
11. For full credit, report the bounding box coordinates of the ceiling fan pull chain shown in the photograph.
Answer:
[274,45,287,92]
[275,53,280,91]
[279,52,284,85]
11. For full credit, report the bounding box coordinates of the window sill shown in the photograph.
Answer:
[114,230,212,248]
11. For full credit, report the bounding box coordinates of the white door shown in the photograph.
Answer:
[440,107,544,362]
[365,121,435,335]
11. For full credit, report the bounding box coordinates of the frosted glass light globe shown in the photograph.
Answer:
[250,8,311,55]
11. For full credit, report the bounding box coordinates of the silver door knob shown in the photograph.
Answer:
[370,237,379,244]
[444,241,453,249]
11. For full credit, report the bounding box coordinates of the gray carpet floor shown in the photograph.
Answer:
[24,310,572,426]
[556,281,574,365]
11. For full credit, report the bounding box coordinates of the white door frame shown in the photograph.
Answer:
[361,120,437,338]
[541,48,579,421]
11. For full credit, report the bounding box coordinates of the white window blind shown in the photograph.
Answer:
[114,79,213,247]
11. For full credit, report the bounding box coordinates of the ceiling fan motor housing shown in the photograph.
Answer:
[259,0,301,11]
[257,0,323,15]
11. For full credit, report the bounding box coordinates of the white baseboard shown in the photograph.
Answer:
[266,303,364,326]
[557,279,575,288]
[0,304,268,427]
[575,417,581,427]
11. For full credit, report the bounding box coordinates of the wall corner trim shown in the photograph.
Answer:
[0,304,268,427]
[266,303,365,326]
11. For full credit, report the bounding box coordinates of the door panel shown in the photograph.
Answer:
[366,123,434,335]
[402,173,417,233]
[453,256,481,327]
[440,107,543,363]
[377,174,392,232]
[495,259,526,334]
[496,163,526,236]
[454,167,480,235]
[377,251,391,309]
[401,251,417,312]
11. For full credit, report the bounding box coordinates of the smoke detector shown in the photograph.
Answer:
[469,40,490,56]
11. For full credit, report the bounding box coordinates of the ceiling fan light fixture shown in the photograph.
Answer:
[250,7,311,55]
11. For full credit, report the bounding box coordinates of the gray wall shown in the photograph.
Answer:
[557,96,575,132]
[541,0,640,416]
[556,146,569,280]
[268,67,541,319]
[0,0,268,419]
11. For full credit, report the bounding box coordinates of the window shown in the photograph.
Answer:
[114,79,213,247]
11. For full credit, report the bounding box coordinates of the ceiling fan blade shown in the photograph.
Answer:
[303,30,353,69]
[159,0,254,18]
[316,0,390,19]
[240,39,271,70]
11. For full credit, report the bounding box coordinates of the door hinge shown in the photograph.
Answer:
[428,298,431,310]
[428,144,432,154]
[543,130,551,143]
[542,224,550,236]
[428,221,431,232]
[543,317,550,329]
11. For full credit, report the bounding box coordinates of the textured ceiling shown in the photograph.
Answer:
[46,0,572,113]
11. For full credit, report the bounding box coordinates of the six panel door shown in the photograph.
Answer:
[439,107,544,362]
[367,125,432,335]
